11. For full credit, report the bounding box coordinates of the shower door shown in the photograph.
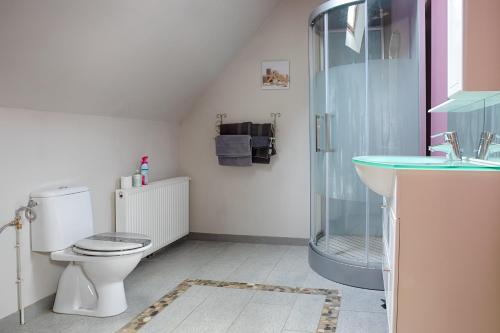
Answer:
[309,0,383,290]
[309,0,420,290]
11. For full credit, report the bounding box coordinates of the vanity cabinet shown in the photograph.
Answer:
[382,193,398,333]
[382,170,500,333]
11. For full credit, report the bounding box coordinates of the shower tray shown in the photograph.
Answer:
[316,235,383,266]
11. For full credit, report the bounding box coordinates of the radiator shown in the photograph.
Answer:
[115,177,190,256]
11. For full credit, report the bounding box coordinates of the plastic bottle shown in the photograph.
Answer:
[132,170,142,187]
[140,155,149,185]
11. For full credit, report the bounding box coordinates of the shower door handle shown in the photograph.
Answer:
[315,115,321,152]
[324,113,334,152]
[315,114,334,153]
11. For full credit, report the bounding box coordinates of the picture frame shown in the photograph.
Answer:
[261,60,289,90]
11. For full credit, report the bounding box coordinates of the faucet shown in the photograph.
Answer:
[429,131,462,160]
[476,131,500,160]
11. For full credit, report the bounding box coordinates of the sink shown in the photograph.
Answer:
[352,155,500,197]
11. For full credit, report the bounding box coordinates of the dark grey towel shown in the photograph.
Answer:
[252,136,270,148]
[219,122,252,135]
[218,156,252,166]
[251,123,273,136]
[215,135,252,166]
[251,123,276,164]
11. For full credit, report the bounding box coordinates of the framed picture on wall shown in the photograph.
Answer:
[261,60,289,90]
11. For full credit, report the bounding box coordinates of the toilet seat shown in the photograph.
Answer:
[72,246,149,256]
[72,232,152,257]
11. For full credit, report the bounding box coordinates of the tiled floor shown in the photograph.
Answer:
[0,240,388,333]
[135,285,329,333]
[120,279,341,333]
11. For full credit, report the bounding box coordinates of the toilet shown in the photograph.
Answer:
[30,186,152,317]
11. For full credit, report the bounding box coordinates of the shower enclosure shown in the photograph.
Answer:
[308,0,420,289]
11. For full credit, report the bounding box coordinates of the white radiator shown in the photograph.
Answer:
[115,177,190,256]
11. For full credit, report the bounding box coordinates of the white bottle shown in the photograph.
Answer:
[132,170,142,187]
[140,155,149,185]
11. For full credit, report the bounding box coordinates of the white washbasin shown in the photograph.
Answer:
[353,155,500,197]
[352,156,448,197]
[354,162,396,197]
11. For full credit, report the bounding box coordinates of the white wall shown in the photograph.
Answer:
[0,107,179,319]
[179,0,321,239]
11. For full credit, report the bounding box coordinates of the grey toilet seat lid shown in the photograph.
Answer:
[74,232,151,252]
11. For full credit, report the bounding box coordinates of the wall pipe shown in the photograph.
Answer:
[15,217,24,325]
[0,201,37,325]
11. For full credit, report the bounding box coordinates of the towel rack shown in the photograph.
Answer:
[270,112,281,142]
[215,113,227,134]
[215,113,281,141]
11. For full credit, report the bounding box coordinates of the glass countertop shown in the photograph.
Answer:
[352,156,500,171]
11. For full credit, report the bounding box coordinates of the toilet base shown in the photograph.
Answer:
[52,252,141,317]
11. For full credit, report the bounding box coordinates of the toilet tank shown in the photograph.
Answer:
[30,186,94,252]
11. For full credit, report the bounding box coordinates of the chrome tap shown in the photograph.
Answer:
[476,131,500,160]
[428,131,462,160]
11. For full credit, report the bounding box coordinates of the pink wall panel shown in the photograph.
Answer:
[430,0,448,148]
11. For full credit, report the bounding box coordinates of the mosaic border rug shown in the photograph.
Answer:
[117,279,341,333]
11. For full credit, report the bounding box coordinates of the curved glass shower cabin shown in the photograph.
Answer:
[308,0,420,289]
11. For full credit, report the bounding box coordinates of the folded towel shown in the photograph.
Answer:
[251,123,276,164]
[252,136,270,148]
[251,123,273,137]
[215,135,252,166]
[215,135,251,156]
[220,122,252,135]
[252,149,274,164]
[218,156,252,166]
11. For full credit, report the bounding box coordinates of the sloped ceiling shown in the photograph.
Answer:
[0,0,281,121]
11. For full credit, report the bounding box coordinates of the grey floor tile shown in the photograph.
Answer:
[336,310,388,333]
[265,247,310,287]
[228,302,292,333]
[209,243,256,265]
[9,312,76,333]
[172,288,254,333]
[206,286,255,301]
[125,284,185,314]
[286,246,309,260]
[140,295,205,333]
[279,253,309,270]
[181,285,217,299]
[227,257,278,283]
[302,271,347,291]
[250,291,297,306]
[0,324,18,333]
[265,266,309,287]
[183,285,245,301]
[62,313,135,333]
[190,261,241,280]
[182,242,229,263]
[340,286,386,313]
[283,294,325,332]
[251,247,287,262]
[247,244,289,262]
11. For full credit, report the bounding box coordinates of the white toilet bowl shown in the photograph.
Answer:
[29,187,152,317]
[51,232,152,317]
